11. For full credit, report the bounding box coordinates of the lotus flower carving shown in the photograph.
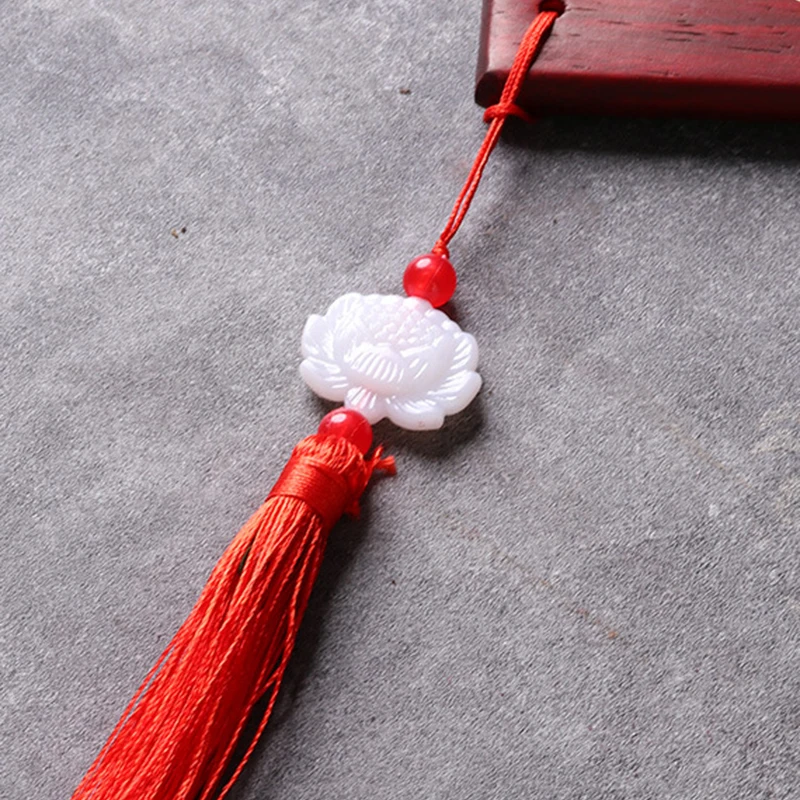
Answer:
[300,293,481,430]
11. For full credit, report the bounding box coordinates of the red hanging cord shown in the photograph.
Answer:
[433,9,559,258]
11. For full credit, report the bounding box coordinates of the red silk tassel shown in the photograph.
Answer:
[72,433,394,800]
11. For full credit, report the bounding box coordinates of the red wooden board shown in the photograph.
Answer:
[476,0,800,119]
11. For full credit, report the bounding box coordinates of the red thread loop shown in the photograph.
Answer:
[483,102,535,124]
[434,10,558,255]
[268,438,396,525]
[268,458,351,528]
[367,446,396,478]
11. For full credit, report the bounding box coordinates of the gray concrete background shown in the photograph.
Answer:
[2,2,799,798]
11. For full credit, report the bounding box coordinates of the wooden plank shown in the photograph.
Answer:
[476,0,800,119]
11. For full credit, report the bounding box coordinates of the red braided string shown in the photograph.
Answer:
[433,10,558,257]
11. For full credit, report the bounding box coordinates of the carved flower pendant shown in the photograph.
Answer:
[300,293,481,430]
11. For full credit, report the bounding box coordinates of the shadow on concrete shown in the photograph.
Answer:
[500,115,800,162]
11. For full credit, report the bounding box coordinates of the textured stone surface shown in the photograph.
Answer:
[2,2,799,799]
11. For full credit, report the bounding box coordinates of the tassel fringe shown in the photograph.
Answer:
[72,434,394,800]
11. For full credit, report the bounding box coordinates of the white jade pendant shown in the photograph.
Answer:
[300,293,481,430]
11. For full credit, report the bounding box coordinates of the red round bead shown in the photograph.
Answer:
[403,253,457,308]
[317,408,373,454]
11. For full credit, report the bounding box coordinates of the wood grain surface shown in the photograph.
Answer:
[476,0,800,118]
